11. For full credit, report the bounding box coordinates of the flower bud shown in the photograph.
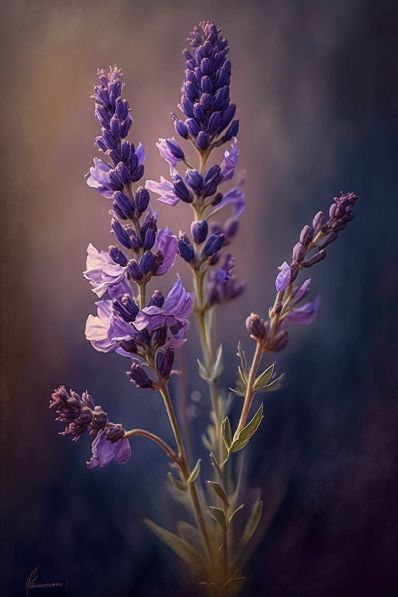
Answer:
[299,225,314,247]
[191,220,208,244]
[246,313,266,340]
[135,187,150,214]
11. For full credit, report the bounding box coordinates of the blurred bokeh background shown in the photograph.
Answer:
[1,0,398,595]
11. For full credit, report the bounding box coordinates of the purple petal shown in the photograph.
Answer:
[145,178,180,206]
[290,278,311,307]
[155,228,178,275]
[114,438,132,463]
[286,295,320,325]
[84,244,127,298]
[86,430,131,468]
[275,261,291,292]
[163,276,193,320]
[85,300,133,352]
[136,142,145,165]
[220,138,239,182]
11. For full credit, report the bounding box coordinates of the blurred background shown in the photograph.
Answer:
[1,0,398,595]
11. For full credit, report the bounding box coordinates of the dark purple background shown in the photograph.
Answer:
[1,1,398,595]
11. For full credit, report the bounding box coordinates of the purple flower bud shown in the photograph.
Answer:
[111,218,133,249]
[201,75,213,92]
[113,191,134,219]
[127,259,143,281]
[200,93,213,111]
[95,135,107,151]
[173,116,189,139]
[178,235,196,263]
[173,175,192,203]
[105,424,126,443]
[202,233,224,258]
[166,138,185,160]
[212,192,223,206]
[109,245,128,267]
[246,313,266,340]
[302,250,327,267]
[143,227,156,251]
[197,131,210,150]
[148,290,165,308]
[222,119,239,142]
[185,169,204,194]
[191,220,208,244]
[156,348,175,380]
[115,161,131,184]
[208,111,222,135]
[214,86,229,111]
[113,294,139,322]
[139,251,154,275]
[224,217,239,240]
[292,242,306,263]
[312,211,326,232]
[186,118,200,137]
[316,232,338,249]
[131,163,144,183]
[299,225,314,247]
[135,187,150,214]
[220,104,236,130]
[127,362,155,389]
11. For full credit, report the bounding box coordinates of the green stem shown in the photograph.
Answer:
[158,382,213,561]
[124,428,178,463]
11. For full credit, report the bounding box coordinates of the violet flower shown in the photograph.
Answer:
[50,386,131,468]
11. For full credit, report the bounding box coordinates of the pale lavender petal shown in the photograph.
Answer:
[220,138,239,181]
[136,142,145,165]
[163,276,193,319]
[145,178,180,206]
[155,228,178,275]
[275,261,291,292]
[114,438,132,463]
[290,278,311,307]
[286,295,320,325]
[84,244,126,298]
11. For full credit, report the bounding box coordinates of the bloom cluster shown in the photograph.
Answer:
[146,21,245,310]
[83,67,193,386]
[50,386,131,468]
[246,191,359,351]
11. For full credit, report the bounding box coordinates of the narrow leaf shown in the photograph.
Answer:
[212,344,224,379]
[209,506,227,530]
[145,519,205,570]
[265,373,285,392]
[197,358,210,381]
[187,459,201,484]
[167,472,187,492]
[253,362,275,391]
[228,503,245,524]
[177,520,201,549]
[222,417,233,449]
[230,403,264,453]
[241,499,263,546]
[207,481,229,506]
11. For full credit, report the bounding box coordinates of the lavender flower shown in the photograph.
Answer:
[249,192,359,351]
[50,386,131,468]
[172,21,238,150]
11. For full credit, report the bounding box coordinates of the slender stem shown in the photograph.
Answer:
[124,428,178,463]
[234,341,264,437]
[158,382,213,560]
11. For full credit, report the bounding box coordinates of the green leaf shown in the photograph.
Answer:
[209,506,227,530]
[167,472,187,492]
[197,358,210,381]
[228,503,245,524]
[212,344,224,379]
[187,459,201,484]
[222,576,246,594]
[229,403,264,453]
[207,481,229,506]
[145,519,205,570]
[238,365,247,386]
[221,417,233,449]
[241,498,263,546]
[253,362,275,391]
[209,452,223,479]
[264,373,285,392]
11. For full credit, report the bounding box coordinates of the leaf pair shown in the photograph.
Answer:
[222,403,264,454]
[197,345,223,382]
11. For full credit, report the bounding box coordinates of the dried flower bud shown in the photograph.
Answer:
[246,313,266,340]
